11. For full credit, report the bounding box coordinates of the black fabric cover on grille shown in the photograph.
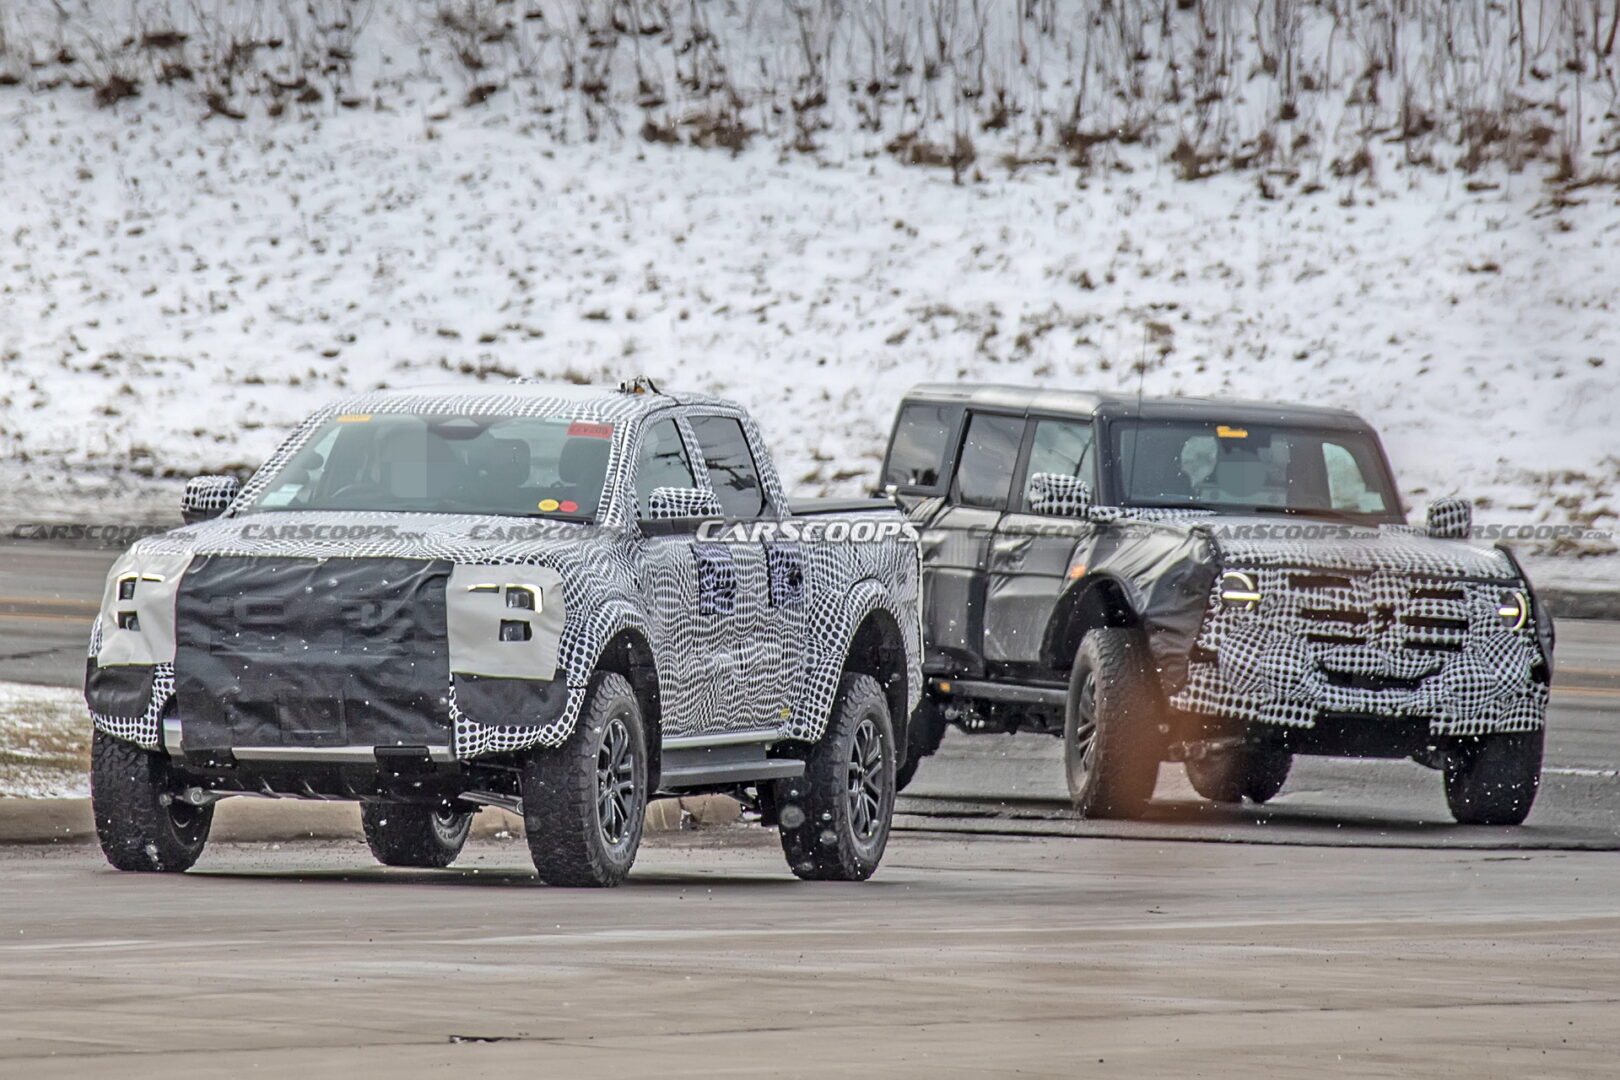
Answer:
[174,556,452,751]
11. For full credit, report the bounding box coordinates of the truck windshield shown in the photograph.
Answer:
[1110,419,1400,521]
[243,414,615,521]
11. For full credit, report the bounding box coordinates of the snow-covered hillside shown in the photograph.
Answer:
[0,1,1615,583]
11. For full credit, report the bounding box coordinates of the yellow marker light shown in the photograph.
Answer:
[1216,425,1249,439]
[336,414,372,423]
[1219,570,1261,611]
[937,681,952,694]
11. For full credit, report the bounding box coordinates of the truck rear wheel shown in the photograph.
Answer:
[1443,730,1542,825]
[90,729,213,872]
[521,671,648,887]
[1065,628,1160,819]
[895,697,947,793]
[1184,745,1292,805]
[361,802,472,868]
[776,673,895,881]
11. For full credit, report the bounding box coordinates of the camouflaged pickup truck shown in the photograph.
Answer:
[84,380,921,885]
[883,384,1553,825]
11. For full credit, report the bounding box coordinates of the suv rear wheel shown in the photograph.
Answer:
[1065,628,1160,819]
[361,802,472,868]
[521,671,648,887]
[776,673,895,881]
[1443,730,1542,825]
[90,729,213,872]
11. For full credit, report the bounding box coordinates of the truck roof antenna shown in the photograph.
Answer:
[618,375,663,395]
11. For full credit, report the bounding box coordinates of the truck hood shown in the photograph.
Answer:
[125,510,605,565]
[1197,515,1520,581]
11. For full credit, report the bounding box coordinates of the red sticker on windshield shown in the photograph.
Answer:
[560,500,579,513]
[567,422,614,439]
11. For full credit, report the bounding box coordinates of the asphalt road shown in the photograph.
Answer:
[2,830,1618,1078]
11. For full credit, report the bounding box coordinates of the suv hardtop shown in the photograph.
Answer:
[883,383,1553,825]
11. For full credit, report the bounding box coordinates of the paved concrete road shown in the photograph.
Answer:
[1,831,1616,1078]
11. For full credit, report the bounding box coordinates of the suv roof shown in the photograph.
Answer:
[902,383,1372,431]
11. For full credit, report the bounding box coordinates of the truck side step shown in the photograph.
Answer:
[658,741,805,792]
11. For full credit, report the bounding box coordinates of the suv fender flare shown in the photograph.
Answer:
[1042,573,1143,672]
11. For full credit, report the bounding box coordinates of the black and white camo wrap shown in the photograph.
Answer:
[87,383,922,760]
[1171,524,1548,737]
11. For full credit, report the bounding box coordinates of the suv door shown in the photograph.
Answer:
[984,417,1099,668]
[922,410,1026,676]
[686,412,789,733]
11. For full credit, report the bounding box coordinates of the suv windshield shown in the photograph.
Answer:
[244,413,616,521]
[1110,419,1400,521]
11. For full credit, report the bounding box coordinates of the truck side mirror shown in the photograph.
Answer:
[643,486,724,521]
[181,475,240,524]
[1426,496,1472,540]
[1026,473,1093,518]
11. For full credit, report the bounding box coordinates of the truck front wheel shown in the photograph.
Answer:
[776,673,896,881]
[361,802,472,868]
[90,729,213,872]
[521,672,648,886]
[1064,629,1160,819]
[1443,730,1542,825]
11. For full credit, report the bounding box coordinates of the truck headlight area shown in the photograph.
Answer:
[1219,570,1261,612]
[1497,590,1529,631]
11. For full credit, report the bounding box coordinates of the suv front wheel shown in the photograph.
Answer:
[1065,628,1161,819]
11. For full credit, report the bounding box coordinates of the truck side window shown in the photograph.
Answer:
[883,404,956,490]
[1021,420,1095,512]
[635,418,698,514]
[952,412,1024,510]
[689,415,766,517]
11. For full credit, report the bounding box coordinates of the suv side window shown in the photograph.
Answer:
[883,403,958,491]
[689,415,767,517]
[1020,419,1095,513]
[635,418,698,514]
[952,412,1025,510]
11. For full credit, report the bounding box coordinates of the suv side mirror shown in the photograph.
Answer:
[644,486,724,521]
[1026,473,1093,518]
[1426,496,1472,540]
[181,475,240,524]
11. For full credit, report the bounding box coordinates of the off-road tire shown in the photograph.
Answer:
[361,802,473,868]
[1184,745,1293,805]
[776,673,895,881]
[90,729,213,872]
[1443,730,1543,826]
[895,697,947,793]
[1064,628,1161,819]
[521,671,648,887]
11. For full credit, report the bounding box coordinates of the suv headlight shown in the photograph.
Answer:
[1219,570,1261,612]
